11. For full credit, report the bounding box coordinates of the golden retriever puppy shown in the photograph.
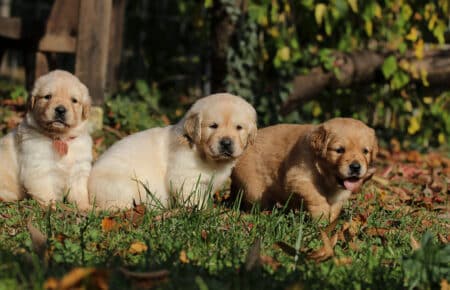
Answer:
[231,118,378,222]
[0,70,92,209]
[89,93,257,210]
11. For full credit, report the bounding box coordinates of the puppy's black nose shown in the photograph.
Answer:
[220,137,233,154]
[349,162,361,174]
[55,105,67,116]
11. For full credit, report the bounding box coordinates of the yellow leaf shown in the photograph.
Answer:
[420,68,429,87]
[268,27,280,38]
[398,59,410,71]
[258,15,268,27]
[312,102,322,117]
[315,3,327,26]
[414,39,424,59]
[284,2,291,13]
[278,13,286,23]
[347,0,358,12]
[365,20,373,36]
[179,250,189,263]
[374,3,382,18]
[428,14,437,30]
[129,241,148,254]
[407,116,421,135]
[404,101,413,112]
[406,27,419,41]
[422,96,433,104]
[276,46,291,61]
[438,133,446,145]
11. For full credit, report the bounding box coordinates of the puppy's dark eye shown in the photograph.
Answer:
[236,125,242,130]
[335,147,345,154]
[71,97,78,104]
[363,148,369,154]
[209,123,218,129]
[43,94,52,100]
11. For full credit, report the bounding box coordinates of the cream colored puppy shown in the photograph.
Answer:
[0,70,92,209]
[89,93,257,210]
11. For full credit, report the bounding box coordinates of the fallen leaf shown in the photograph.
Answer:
[129,241,148,254]
[119,267,169,280]
[438,233,448,244]
[27,221,47,258]
[333,256,352,266]
[260,255,281,271]
[179,250,189,263]
[410,234,421,251]
[441,279,449,290]
[274,241,297,256]
[365,228,390,237]
[201,229,208,241]
[307,231,337,263]
[245,238,261,271]
[101,217,118,232]
[59,268,96,290]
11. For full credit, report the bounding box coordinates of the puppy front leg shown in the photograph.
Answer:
[24,179,58,206]
[67,162,91,210]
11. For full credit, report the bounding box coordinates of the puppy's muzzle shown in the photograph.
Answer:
[219,137,234,156]
[54,105,67,121]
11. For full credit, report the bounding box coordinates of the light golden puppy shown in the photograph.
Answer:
[0,70,92,209]
[89,93,257,210]
[231,118,378,222]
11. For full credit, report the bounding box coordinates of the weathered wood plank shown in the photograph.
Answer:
[38,34,76,53]
[107,0,126,91]
[75,0,113,105]
[0,17,21,39]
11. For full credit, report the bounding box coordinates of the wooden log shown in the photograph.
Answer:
[280,48,450,115]
[75,0,113,105]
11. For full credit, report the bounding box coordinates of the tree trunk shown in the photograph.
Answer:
[210,0,246,93]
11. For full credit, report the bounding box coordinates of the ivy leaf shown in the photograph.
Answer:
[315,3,327,26]
[382,56,398,79]
[391,71,410,90]
[347,0,358,13]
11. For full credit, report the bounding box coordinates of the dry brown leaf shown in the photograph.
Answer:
[179,250,189,264]
[260,255,281,271]
[27,221,47,258]
[406,150,421,163]
[274,241,297,257]
[307,231,337,263]
[59,268,96,289]
[333,256,352,266]
[441,279,449,290]
[101,217,118,232]
[365,228,390,237]
[438,233,448,244]
[245,238,261,271]
[129,241,148,254]
[43,277,58,290]
[201,229,208,241]
[119,267,169,280]
[410,234,421,251]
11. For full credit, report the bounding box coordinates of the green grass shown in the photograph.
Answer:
[0,179,448,290]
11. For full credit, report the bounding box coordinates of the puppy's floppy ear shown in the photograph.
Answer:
[82,98,91,120]
[247,122,257,146]
[80,83,91,120]
[183,112,201,143]
[27,94,36,111]
[310,125,330,158]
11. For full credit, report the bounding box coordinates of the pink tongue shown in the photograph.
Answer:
[343,179,363,193]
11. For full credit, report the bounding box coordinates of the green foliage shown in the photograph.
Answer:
[104,80,165,133]
[401,232,450,289]
[220,0,450,148]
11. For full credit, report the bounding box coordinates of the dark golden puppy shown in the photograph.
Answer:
[231,118,378,222]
